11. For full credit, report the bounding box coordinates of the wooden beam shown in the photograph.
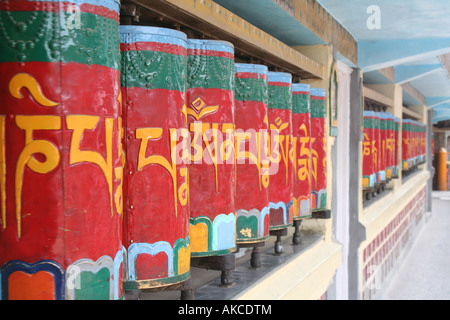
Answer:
[401,82,426,105]
[377,67,395,83]
[273,0,358,66]
[363,86,394,107]
[402,106,423,120]
[127,0,324,79]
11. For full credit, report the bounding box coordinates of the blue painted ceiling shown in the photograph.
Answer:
[216,0,450,123]
[317,0,450,123]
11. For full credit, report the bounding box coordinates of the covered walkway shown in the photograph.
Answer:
[380,192,450,300]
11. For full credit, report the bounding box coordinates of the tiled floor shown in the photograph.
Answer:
[380,192,450,300]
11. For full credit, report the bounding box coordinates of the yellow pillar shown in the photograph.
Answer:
[437,147,448,191]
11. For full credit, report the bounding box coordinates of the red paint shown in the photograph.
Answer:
[235,99,269,217]
[363,114,375,188]
[187,87,235,222]
[235,72,268,81]
[268,81,291,88]
[0,61,122,268]
[292,111,312,218]
[187,49,234,60]
[122,86,189,249]
[268,107,294,227]
[120,42,187,56]
[0,1,119,21]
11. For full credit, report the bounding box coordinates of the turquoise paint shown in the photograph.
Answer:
[426,97,450,108]
[394,64,441,84]
[212,213,236,251]
[358,38,450,72]
[411,69,450,98]
[215,0,325,46]
[215,0,450,121]
[317,0,450,42]
[363,70,394,85]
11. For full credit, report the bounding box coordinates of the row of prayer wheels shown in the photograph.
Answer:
[0,1,328,299]
[402,119,426,172]
[362,111,426,198]
[362,111,400,191]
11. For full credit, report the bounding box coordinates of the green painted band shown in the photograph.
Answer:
[310,99,326,118]
[0,10,120,69]
[268,85,292,110]
[292,94,310,114]
[187,54,234,90]
[234,77,268,103]
[121,49,187,92]
[364,118,375,129]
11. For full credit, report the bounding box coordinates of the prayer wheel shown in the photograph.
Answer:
[385,113,394,180]
[291,83,312,219]
[186,39,236,257]
[392,117,400,178]
[120,26,191,290]
[378,112,387,183]
[0,0,123,300]
[373,113,381,185]
[267,72,293,230]
[310,88,327,211]
[234,63,270,245]
[402,119,411,171]
[362,111,376,190]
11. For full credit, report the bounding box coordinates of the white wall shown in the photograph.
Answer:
[334,60,353,300]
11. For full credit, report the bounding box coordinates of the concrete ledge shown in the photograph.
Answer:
[234,240,342,300]
[361,170,430,240]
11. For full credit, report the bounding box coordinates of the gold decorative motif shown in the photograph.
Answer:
[9,73,58,107]
[239,228,252,238]
[187,97,219,121]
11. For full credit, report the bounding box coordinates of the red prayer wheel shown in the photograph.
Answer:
[362,111,376,189]
[310,88,327,211]
[378,112,387,183]
[120,26,191,290]
[385,113,393,180]
[0,0,123,300]
[187,39,237,257]
[373,112,381,185]
[392,117,400,178]
[267,72,293,230]
[402,119,411,171]
[234,63,270,244]
[291,83,312,219]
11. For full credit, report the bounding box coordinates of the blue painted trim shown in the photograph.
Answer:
[187,39,234,54]
[292,83,311,93]
[259,206,270,237]
[212,213,236,251]
[268,72,292,84]
[120,26,187,47]
[310,88,326,97]
[235,63,268,77]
